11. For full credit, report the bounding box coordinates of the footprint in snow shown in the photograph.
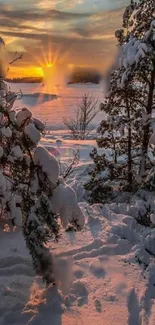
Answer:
[69,280,88,306]
[93,297,102,312]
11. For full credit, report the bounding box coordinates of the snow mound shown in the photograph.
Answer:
[33,145,59,186]
[50,179,85,229]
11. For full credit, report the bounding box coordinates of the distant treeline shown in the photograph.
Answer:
[6,77,43,83]
[68,68,101,84]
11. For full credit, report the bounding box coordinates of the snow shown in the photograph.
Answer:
[24,123,41,144]
[1,78,155,324]
[9,82,104,131]
[1,197,155,324]
[14,207,22,227]
[33,145,59,186]
[1,138,155,324]
[9,111,15,123]
[50,178,85,229]
[1,126,12,138]
[0,145,3,158]
[11,145,23,160]
[150,214,155,225]
[6,92,17,110]
[33,117,45,132]
[16,107,32,127]
[150,131,155,145]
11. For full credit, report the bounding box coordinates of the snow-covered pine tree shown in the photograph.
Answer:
[85,0,155,203]
[0,38,85,285]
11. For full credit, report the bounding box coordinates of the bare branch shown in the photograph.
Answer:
[63,93,99,140]
[60,149,80,179]
[9,53,23,65]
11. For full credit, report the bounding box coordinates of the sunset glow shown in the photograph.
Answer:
[2,0,128,79]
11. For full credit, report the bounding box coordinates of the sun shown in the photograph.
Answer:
[46,63,54,68]
[42,63,55,80]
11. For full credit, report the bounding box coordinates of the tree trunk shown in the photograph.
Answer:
[112,133,117,164]
[140,68,155,176]
[125,93,132,185]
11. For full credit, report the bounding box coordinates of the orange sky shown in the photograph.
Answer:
[0,0,128,78]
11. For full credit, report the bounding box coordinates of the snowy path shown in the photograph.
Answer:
[1,204,155,325]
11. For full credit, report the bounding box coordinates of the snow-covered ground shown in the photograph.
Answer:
[1,82,155,324]
[1,197,155,324]
[9,82,105,133]
[1,137,155,325]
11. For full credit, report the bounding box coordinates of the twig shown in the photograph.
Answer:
[63,149,80,179]
[9,53,23,65]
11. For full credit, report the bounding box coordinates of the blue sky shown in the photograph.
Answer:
[0,0,129,76]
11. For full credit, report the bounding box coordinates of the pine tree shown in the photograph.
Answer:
[0,38,85,285]
[85,0,155,203]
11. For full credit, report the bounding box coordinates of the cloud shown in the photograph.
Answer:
[0,1,127,74]
[69,7,124,39]
[0,4,91,23]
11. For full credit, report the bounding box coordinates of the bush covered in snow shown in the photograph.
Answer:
[0,39,85,285]
[85,0,155,204]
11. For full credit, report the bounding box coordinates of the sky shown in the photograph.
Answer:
[0,0,129,78]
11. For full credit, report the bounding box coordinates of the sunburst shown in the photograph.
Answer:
[25,38,72,113]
